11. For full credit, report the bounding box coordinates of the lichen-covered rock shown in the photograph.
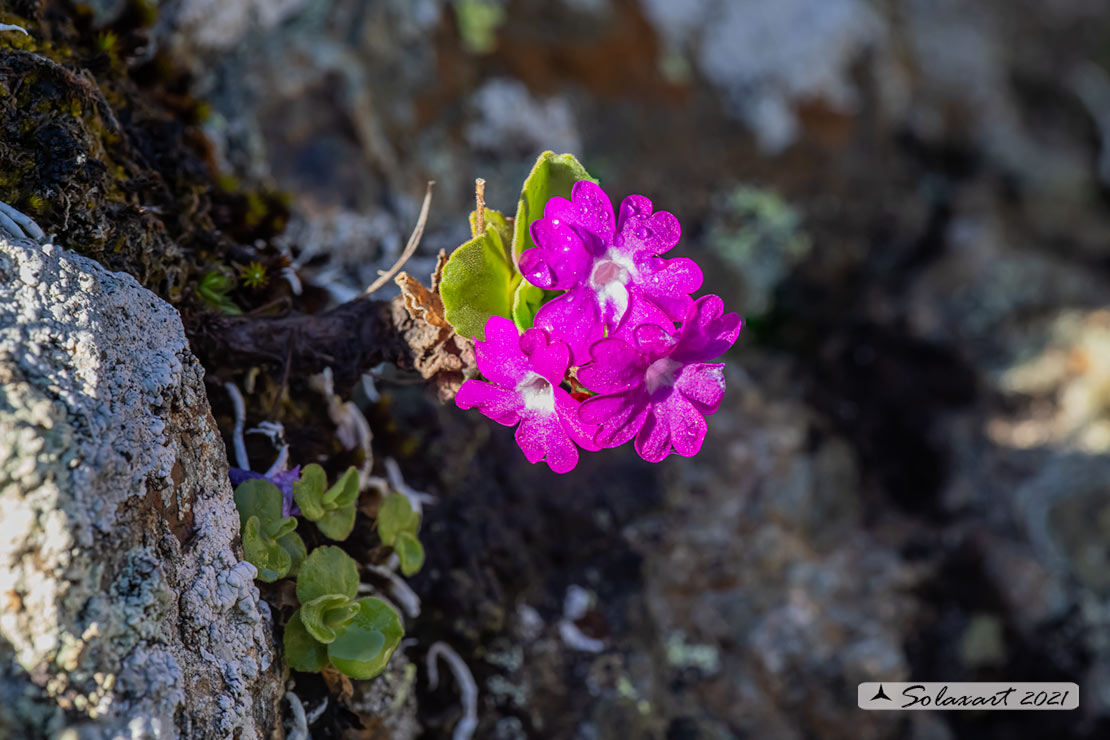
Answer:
[0,234,282,738]
[345,651,420,740]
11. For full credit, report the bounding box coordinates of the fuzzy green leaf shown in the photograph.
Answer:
[284,609,329,673]
[327,597,404,680]
[296,545,360,604]
[263,515,298,541]
[242,516,291,582]
[316,505,357,542]
[511,281,548,330]
[277,531,307,577]
[377,493,420,547]
[233,478,285,528]
[394,531,426,577]
[300,594,360,644]
[469,207,512,245]
[511,151,597,262]
[323,466,360,509]
[292,463,328,521]
[440,226,516,340]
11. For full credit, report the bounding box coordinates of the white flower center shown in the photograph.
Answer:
[644,358,683,395]
[589,248,637,323]
[517,372,556,414]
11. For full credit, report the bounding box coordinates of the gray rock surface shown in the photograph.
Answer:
[0,234,282,738]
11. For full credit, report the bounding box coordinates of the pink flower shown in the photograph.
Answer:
[455,316,599,473]
[577,295,741,463]
[519,181,703,364]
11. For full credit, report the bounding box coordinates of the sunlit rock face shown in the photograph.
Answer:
[0,234,282,739]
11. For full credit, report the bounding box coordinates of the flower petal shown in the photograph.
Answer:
[474,316,529,387]
[524,218,593,289]
[595,275,631,328]
[532,287,604,366]
[660,391,708,457]
[554,180,615,246]
[616,194,653,233]
[634,408,672,463]
[578,337,646,394]
[579,391,649,448]
[634,255,703,320]
[616,195,681,257]
[518,247,557,290]
[675,363,727,414]
[555,388,601,451]
[632,322,678,360]
[612,291,676,350]
[455,379,521,427]
[519,327,571,385]
[515,413,580,473]
[671,295,742,364]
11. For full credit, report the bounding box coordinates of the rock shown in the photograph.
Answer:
[344,651,420,740]
[0,234,282,738]
[640,0,885,152]
[465,78,582,156]
[158,0,312,59]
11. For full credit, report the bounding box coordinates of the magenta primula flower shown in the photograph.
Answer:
[519,180,704,364]
[455,316,599,473]
[576,295,741,463]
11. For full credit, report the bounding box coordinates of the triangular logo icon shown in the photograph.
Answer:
[871,684,892,701]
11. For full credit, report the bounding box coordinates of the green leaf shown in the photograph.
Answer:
[440,227,515,340]
[233,478,285,528]
[327,597,405,680]
[316,505,357,542]
[394,531,425,577]
[511,151,597,262]
[297,545,360,603]
[300,594,360,644]
[323,466,360,509]
[511,281,548,330]
[469,207,512,245]
[284,609,329,673]
[196,268,243,316]
[242,516,291,582]
[377,493,419,547]
[263,515,297,541]
[293,463,328,521]
[455,0,506,55]
[277,531,307,577]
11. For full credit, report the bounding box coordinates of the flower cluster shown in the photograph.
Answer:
[456,180,741,472]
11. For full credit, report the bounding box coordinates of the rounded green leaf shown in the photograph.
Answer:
[469,207,512,244]
[284,609,329,673]
[323,466,360,509]
[233,478,284,528]
[277,531,307,577]
[293,464,328,521]
[512,151,597,261]
[440,228,515,340]
[377,493,419,547]
[327,597,404,680]
[511,281,555,331]
[300,594,360,644]
[296,545,360,603]
[242,516,291,582]
[394,531,425,577]
[317,504,357,542]
[263,515,298,541]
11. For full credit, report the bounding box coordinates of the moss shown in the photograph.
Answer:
[0,5,297,306]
